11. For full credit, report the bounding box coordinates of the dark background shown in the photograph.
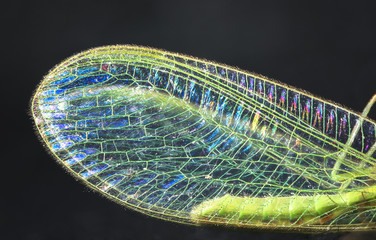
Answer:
[3,0,376,240]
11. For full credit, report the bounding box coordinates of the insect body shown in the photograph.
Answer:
[31,45,376,232]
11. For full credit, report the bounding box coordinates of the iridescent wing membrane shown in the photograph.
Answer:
[31,46,376,232]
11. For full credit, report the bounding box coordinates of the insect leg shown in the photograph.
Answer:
[365,95,376,160]
[331,94,376,183]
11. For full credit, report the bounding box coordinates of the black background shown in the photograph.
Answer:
[4,1,376,240]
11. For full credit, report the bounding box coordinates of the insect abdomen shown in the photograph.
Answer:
[191,186,376,225]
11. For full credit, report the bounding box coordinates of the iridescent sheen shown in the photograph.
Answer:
[31,46,376,232]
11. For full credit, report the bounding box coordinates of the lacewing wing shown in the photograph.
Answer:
[31,46,376,232]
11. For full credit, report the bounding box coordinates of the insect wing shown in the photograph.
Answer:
[31,46,376,232]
